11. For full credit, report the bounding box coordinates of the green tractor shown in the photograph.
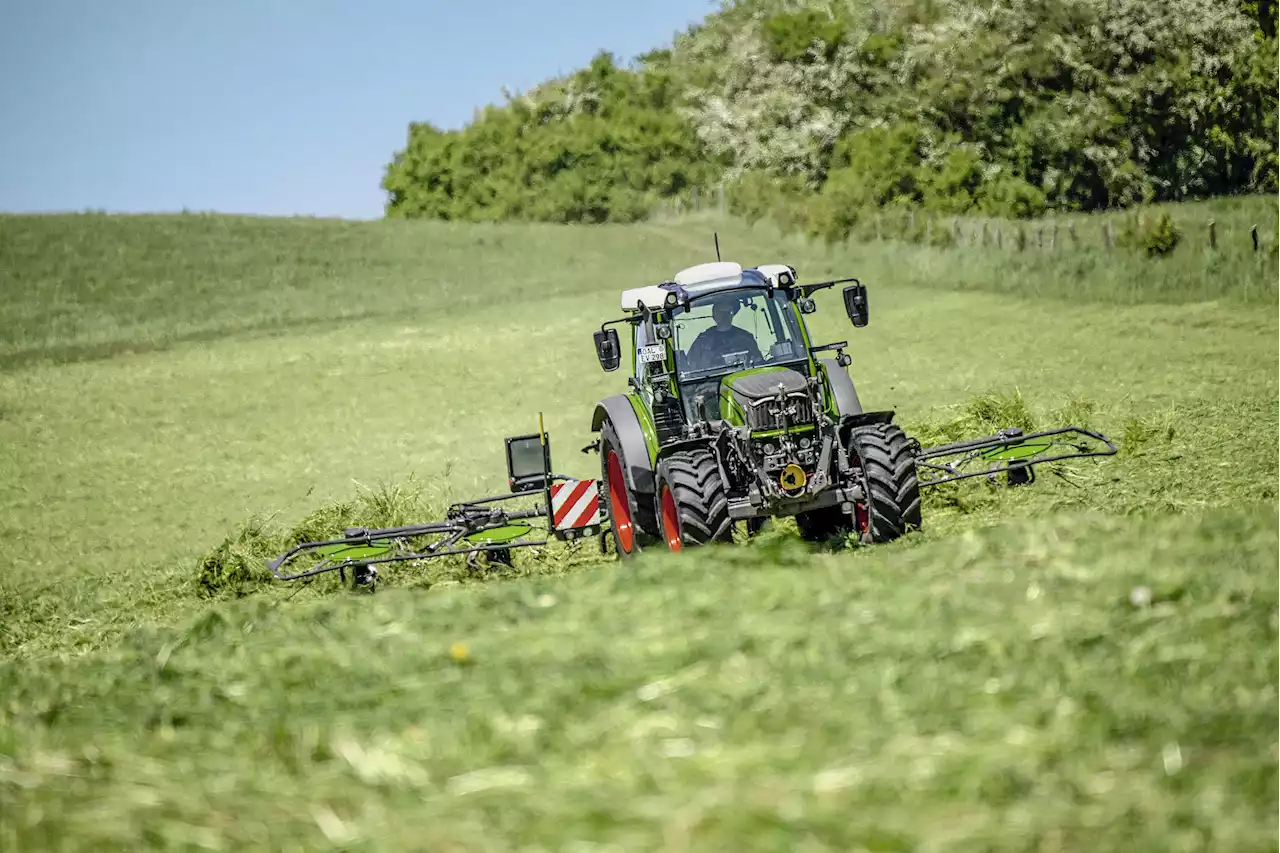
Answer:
[587,258,1118,556]
[588,259,918,554]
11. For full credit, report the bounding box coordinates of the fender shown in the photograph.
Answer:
[591,394,657,495]
[653,434,715,465]
[819,357,863,417]
[836,410,897,445]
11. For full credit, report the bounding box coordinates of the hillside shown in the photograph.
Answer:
[381,0,1278,233]
[1,210,1277,849]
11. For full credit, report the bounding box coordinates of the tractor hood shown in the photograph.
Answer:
[718,367,816,431]
[723,367,808,402]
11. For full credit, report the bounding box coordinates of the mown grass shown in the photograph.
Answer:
[1,206,1276,850]
[2,508,1275,851]
[1,194,1275,370]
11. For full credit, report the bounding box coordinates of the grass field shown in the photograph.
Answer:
[1,197,1277,850]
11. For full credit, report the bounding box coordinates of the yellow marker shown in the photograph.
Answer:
[780,463,807,491]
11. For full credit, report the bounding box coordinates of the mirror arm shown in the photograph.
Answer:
[797,277,860,297]
[599,315,641,333]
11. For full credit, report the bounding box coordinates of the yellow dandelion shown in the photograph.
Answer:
[449,641,471,663]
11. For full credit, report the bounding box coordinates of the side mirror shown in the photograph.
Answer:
[593,328,621,371]
[798,297,817,314]
[843,282,868,327]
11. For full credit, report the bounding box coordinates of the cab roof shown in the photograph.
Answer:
[619,261,796,313]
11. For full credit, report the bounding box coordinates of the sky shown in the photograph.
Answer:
[0,0,715,220]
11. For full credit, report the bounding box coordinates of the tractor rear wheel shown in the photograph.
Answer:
[849,423,922,543]
[654,448,733,550]
[796,423,921,545]
[600,420,657,558]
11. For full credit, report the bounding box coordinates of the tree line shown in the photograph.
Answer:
[381,0,1278,238]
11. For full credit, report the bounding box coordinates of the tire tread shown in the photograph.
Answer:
[657,448,733,546]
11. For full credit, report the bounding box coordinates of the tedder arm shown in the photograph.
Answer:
[265,422,607,590]
[912,426,1117,488]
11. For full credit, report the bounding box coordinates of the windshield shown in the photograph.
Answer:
[671,287,808,381]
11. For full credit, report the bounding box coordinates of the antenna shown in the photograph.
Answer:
[714,232,721,261]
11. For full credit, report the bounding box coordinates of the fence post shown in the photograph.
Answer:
[953,218,962,244]
[1036,227,1043,249]
[1103,222,1113,250]
[1251,224,1259,252]
[1208,219,1217,250]
[691,187,699,211]
[1050,223,1057,250]
[995,224,1002,249]
[981,222,988,247]
[1068,222,1078,248]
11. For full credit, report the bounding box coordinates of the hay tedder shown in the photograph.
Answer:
[266,256,1116,590]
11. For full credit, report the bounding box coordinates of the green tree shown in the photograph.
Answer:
[382,52,715,223]
[381,0,1277,229]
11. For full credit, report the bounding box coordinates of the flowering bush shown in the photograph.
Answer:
[382,0,1277,228]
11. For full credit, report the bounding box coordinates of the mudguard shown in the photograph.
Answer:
[591,395,656,495]
[819,357,863,417]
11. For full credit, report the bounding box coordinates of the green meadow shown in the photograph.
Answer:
[1,199,1276,850]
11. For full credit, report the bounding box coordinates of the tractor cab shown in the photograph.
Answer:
[666,282,813,422]
[595,260,868,430]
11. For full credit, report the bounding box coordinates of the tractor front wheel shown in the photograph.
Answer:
[600,420,657,558]
[797,423,921,545]
[654,448,733,550]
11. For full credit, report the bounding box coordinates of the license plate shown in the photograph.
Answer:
[637,344,666,364]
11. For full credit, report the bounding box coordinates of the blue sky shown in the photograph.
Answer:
[0,0,714,219]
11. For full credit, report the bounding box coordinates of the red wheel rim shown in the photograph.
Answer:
[855,502,869,534]
[660,485,682,551]
[607,450,634,553]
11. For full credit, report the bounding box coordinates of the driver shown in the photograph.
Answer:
[688,296,763,370]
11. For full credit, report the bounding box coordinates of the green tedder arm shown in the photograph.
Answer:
[264,425,607,590]
[913,426,1117,487]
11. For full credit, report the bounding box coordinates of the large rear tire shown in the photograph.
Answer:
[654,448,733,550]
[600,420,657,558]
[850,423,922,543]
[796,423,921,545]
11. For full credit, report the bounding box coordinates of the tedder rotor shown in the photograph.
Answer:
[265,418,608,591]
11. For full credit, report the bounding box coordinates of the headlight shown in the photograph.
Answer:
[763,442,776,455]
[799,436,811,449]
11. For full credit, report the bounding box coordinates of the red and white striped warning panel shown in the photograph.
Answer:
[550,479,601,530]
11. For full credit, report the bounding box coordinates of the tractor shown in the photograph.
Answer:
[262,258,1116,590]
[588,259,920,554]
